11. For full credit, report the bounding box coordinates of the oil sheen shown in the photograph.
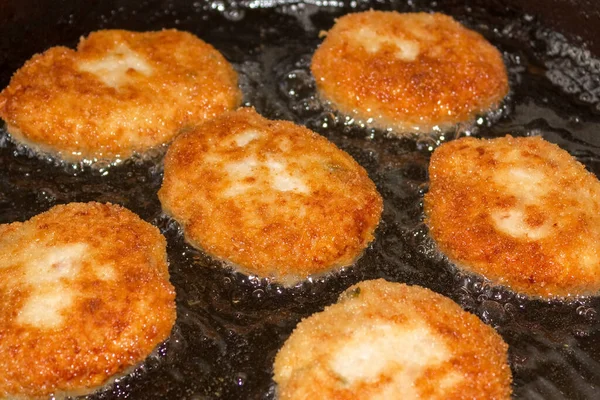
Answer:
[0,1,599,399]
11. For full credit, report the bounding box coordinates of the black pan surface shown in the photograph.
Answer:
[1,1,600,399]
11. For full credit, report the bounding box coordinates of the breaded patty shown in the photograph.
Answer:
[274,279,512,399]
[0,202,176,398]
[158,108,383,284]
[311,11,508,133]
[0,29,241,162]
[425,136,600,298]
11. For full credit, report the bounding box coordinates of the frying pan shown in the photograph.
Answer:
[1,0,600,399]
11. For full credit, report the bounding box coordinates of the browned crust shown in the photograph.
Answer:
[0,202,176,398]
[425,135,600,298]
[0,29,241,161]
[158,108,383,283]
[311,11,509,133]
[274,279,512,399]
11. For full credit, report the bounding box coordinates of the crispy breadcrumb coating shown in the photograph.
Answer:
[159,108,383,284]
[274,279,512,399]
[0,29,241,162]
[425,136,600,298]
[0,202,176,398]
[311,11,508,133]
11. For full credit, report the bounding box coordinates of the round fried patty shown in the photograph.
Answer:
[311,11,508,133]
[159,108,383,284]
[274,279,512,399]
[0,29,241,162]
[0,202,176,398]
[425,135,600,298]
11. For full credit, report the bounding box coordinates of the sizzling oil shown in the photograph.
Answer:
[0,1,600,399]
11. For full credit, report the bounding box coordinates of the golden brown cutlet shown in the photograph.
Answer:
[311,11,508,133]
[425,135,600,298]
[0,29,241,162]
[0,202,176,398]
[159,108,383,285]
[274,279,512,399]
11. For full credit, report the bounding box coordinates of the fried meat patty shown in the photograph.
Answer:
[425,135,600,298]
[274,279,512,399]
[311,11,508,133]
[0,29,241,162]
[159,108,383,284]
[0,202,176,398]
